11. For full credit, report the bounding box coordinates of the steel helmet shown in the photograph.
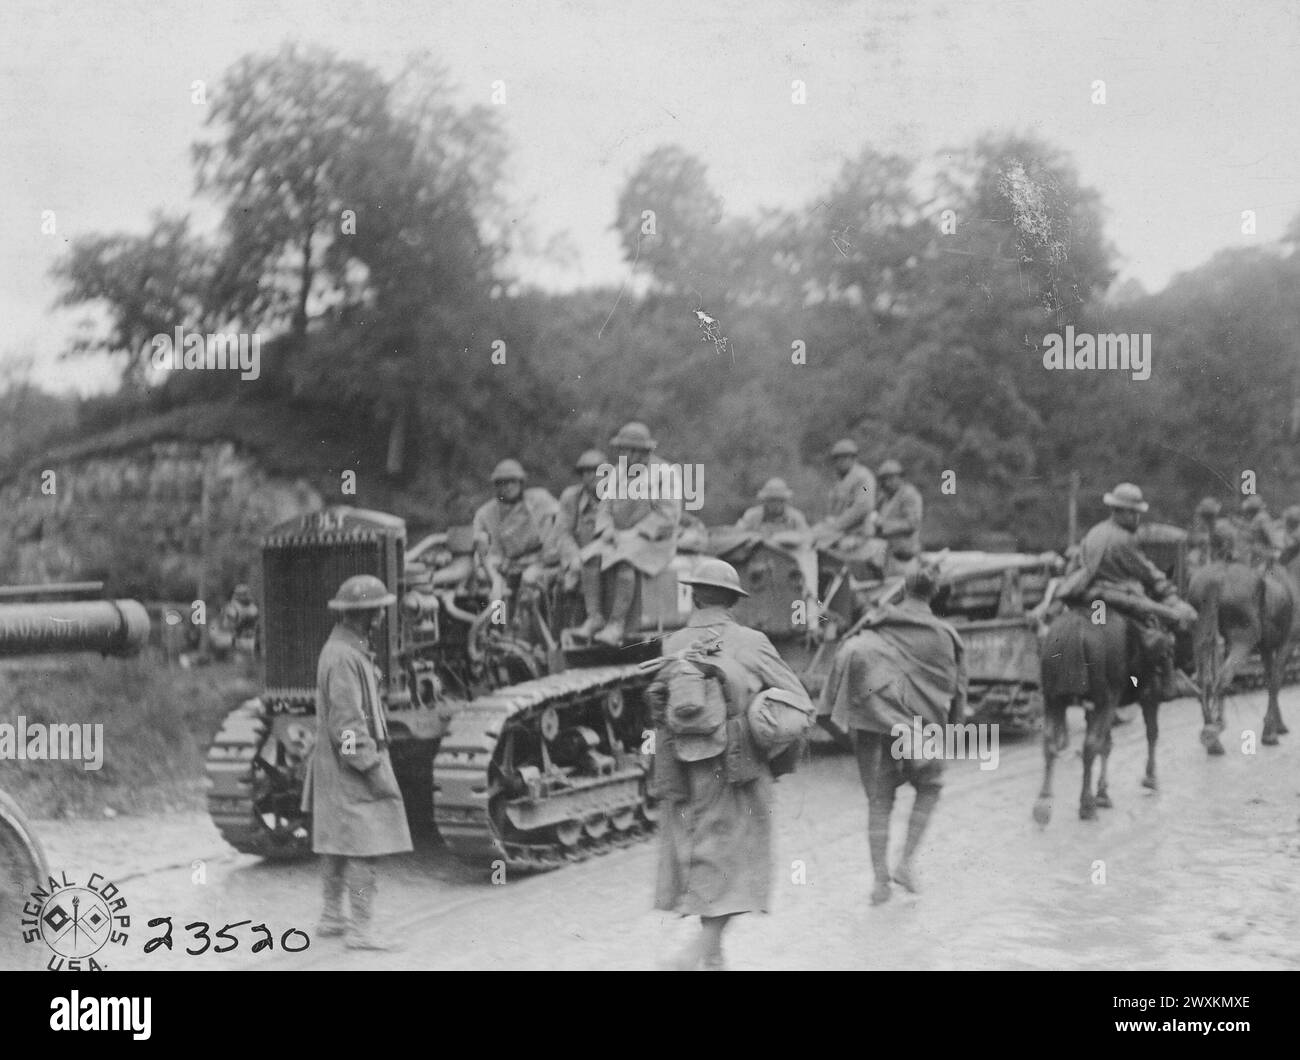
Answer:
[490,458,526,482]
[1242,495,1264,514]
[1103,482,1149,513]
[1195,497,1221,518]
[575,448,606,471]
[679,558,750,598]
[877,459,904,477]
[609,421,657,451]
[757,477,793,501]
[328,574,397,611]
[830,438,858,458]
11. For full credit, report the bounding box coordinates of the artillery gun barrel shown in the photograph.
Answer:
[0,599,151,658]
[0,581,106,601]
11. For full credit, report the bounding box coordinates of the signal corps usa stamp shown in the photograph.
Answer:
[21,870,131,970]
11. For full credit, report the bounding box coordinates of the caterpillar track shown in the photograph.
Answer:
[205,700,312,861]
[433,663,660,873]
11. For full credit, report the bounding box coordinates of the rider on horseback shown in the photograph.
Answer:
[1055,483,1197,700]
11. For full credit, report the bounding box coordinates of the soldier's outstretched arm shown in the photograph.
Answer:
[322,664,383,773]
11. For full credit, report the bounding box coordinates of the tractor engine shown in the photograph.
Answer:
[206,507,468,859]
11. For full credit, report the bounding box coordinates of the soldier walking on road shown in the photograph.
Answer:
[821,563,966,906]
[302,575,413,951]
[646,559,812,970]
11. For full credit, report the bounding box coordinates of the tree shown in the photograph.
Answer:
[194,44,401,338]
[51,213,216,390]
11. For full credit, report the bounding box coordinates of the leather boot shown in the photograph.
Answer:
[316,856,347,938]
[568,562,605,639]
[594,565,636,646]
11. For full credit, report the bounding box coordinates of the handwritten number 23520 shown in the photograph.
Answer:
[145,917,310,955]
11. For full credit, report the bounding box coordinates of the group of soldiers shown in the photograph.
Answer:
[470,423,927,646]
[1188,494,1300,569]
[301,461,1279,960]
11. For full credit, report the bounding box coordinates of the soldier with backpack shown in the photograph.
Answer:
[821,561,966,906]
[645,558,813,970]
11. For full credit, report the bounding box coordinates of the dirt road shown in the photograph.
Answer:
[13,687,1300,971]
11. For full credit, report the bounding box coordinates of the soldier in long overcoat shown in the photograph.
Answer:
[822,562,965,905]
[646,558,812,970]
[588,421,682,645]
[301,574,412,950]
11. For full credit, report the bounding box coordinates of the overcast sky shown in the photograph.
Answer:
[3,0,1298,392]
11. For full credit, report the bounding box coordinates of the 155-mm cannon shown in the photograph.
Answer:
[0,583,149,970]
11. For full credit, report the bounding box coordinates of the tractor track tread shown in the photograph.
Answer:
[433,661,658,874]
[203,705,311,861]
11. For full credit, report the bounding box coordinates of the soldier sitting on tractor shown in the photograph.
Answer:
[1235,495,1286,568]
[736,478,808,535]
[472,459,560,610]
[810,438,876,550]
[571,421,681,646]
[874,459,923,577]
[547,448,606,631]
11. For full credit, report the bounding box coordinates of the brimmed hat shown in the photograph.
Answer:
[609,421,657,451]
[877,459,903,477]
[328,574,396,611]
[830,438,858,458]
[757,477,792,501]
[679,558,750,597]
[575,448,606,471]
[1195,497,1221,517]
[1103,483,1149,513]
[491,458,526,482]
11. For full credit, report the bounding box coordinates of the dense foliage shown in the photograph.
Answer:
[23,45,1300,564]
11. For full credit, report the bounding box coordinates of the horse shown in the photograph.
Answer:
[1186,558,1295,754]
[1033,603,1164,824]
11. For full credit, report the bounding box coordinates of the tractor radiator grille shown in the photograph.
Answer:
[262,537,385,700]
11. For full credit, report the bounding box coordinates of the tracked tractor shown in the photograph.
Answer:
[204,506,703,873]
